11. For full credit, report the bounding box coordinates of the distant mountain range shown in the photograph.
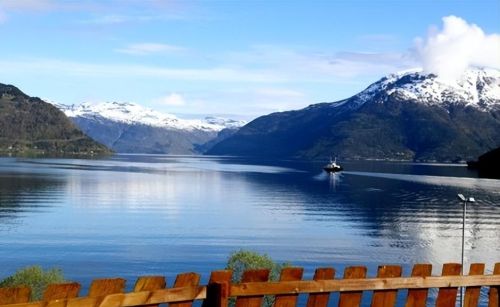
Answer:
[208,68,500,162]
[55,102,246,154]
[0,83,110,156]
[3,67,499,161]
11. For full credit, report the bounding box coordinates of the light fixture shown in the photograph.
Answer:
[457,193,475,307]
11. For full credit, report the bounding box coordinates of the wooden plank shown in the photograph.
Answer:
[0,287,31,304]
[274,267,304,307]
[88,278,126,297]
[436,263,462,307]
[73,287,208,307]
[43,282,81,301]
[147,286,206,304]
[66,297,98,307]
[229,274,500,297]
[0,287,208,307]
[132,276,166,307]
[306,267,335,307]
[338,266,367,307]
[45,299,68,307]
[169,272,201,307]
[99,292,153,307]
[203,270,232,307]
[122,292,154,306]
[464,263,485,307]
[489,263,500,307]
[235,269,270,307]
[4,267,500,307]
[371,265,402,307]
[404,263,432,307]
[97,293,125,307]
[133,276,166,292]
[0,303,41,307]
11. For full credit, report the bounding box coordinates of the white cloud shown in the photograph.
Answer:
[82,14,176,25]
[0,0,55,22]
[223,45,416,82]
[414,15,500,80]
[0,1,194,24]
[156,93,186,106]
[115,43,186,55]
[0,0,55,11]
[86,14,130,24]
[0,58,284,82]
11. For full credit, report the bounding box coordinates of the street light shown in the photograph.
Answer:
[457,193,475,307]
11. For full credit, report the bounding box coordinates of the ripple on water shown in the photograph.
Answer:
[0,156,498,284]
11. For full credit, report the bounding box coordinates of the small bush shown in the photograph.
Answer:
[0,266,65,300]
[226,250,290,307]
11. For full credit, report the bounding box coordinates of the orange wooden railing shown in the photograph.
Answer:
[0,262,499,307]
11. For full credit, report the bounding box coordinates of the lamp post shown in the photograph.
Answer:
[457,193,475,307]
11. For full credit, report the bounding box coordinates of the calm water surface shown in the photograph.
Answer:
[0,155,499,297]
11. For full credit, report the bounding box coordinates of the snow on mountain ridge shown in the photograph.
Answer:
[57,101,246,132]
[349,67,500,110]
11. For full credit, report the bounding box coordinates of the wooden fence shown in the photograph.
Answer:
[0,263,499,307]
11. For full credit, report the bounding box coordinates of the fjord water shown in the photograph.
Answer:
[0,155,499,291]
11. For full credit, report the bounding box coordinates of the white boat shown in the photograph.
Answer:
[323,157,342,173]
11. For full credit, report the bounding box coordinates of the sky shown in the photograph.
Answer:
[0,0,499,120]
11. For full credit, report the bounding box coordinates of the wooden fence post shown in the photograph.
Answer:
[464,263,484,307]
[274,267,304,307]
[370,265,402,307]
[0,287,31,304]
[88,278,126,298]
[170,272,200,307]
[2,263,500,307]
[235,269,270,307]
[206,282,229,307]
[204,270,232,307]
[133,276,166,292]
[43,282,81,301]
[489,263,500,307]
[133,276,166,307]
[338,266,367,307]
[404,263,432,307]
[306,267,335,307]
[436,263,461,307]
[88,277,126,306]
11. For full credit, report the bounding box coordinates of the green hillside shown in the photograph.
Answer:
[0,83,111,156]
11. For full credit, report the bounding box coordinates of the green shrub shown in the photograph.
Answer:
[0,266,65,301]
[226,250,290,307]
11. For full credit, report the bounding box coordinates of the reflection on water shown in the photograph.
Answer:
[0,155,499,294]
[0,173,64,222]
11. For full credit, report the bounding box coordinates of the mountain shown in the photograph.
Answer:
[207,68,500,162]
[55,102,246,154]
[467,146,500,179]
[0,83,110,156]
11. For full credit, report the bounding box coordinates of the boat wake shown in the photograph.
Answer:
[344,171,500,192]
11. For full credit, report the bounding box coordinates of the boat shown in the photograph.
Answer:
[323,157,343,173]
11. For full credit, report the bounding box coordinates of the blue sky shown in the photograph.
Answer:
[0,0,499,119]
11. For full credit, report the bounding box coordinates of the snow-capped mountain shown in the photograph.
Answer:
[57,101,246,132]
[52,101,246,154]
[346,67,500,110]
[209,67,500,161]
